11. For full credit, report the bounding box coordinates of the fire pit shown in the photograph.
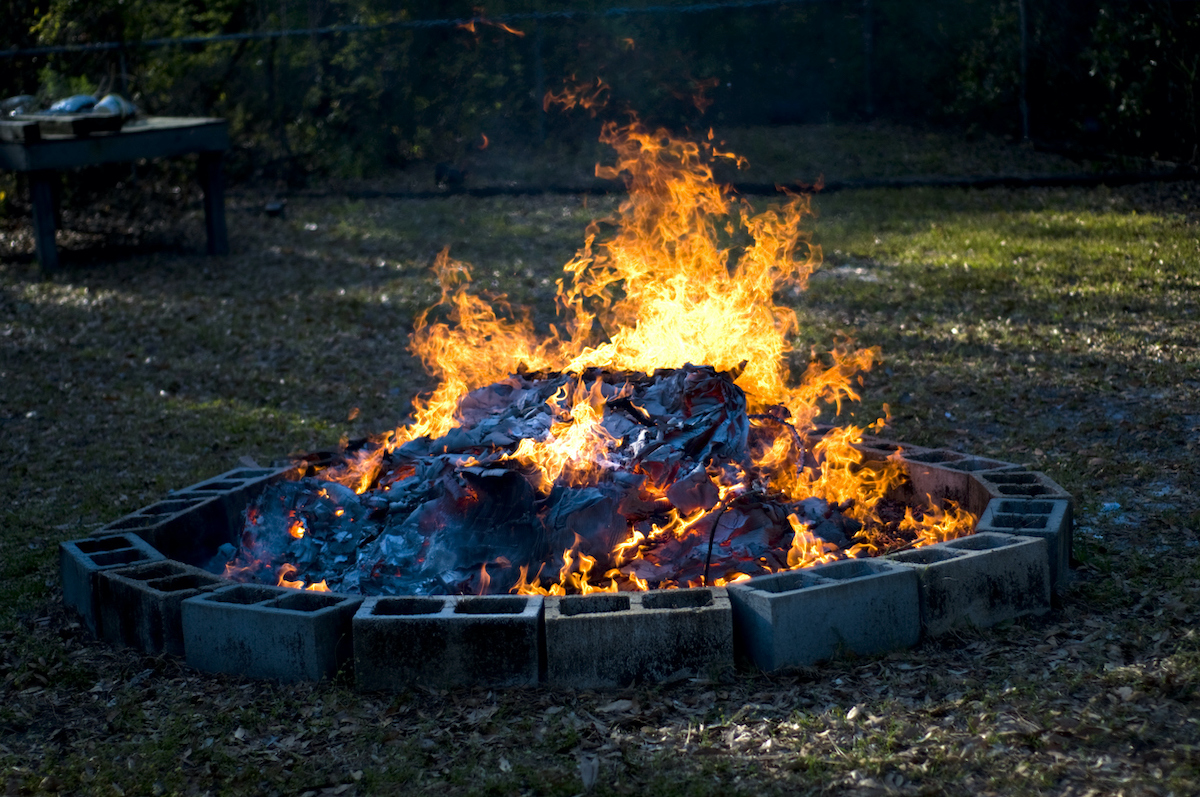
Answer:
[59,119,1074,689]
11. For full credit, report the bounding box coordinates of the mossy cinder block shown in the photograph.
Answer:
[353,594,543,691]
[544,588,733,688]
[886,532,1050,637]
[60,534,166,636]
[728,560,920,672]
[96,560,225,656]
[182,584,361,683]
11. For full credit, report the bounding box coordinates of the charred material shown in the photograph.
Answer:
[224,365,867,595]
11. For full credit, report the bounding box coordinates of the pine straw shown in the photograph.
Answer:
[1,174,1198,796]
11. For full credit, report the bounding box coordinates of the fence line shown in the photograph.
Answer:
[0,0,834,59]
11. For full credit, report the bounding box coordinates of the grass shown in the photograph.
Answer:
[1,133,1198,795]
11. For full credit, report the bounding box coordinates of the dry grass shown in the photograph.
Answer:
[0,139,1198,795]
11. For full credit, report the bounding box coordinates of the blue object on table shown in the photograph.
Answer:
[47,95,97,114]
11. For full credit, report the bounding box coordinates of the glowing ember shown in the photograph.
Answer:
[223,116,975,595]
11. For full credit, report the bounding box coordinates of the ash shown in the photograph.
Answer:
[223,365,862,595]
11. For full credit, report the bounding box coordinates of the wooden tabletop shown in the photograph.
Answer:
[0,116,228,172]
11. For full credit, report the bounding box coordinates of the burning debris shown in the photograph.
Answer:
[224,115,977,595]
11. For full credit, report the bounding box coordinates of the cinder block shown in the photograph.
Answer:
[544,588,733,688]
[353,594,543,691]
[170,465,298,538]
[885,532,1050,637]
[853,435,929,463]
[976,498,1072,594]
[727,559,920,671]
[902,449,1021,514]
[96,561,225,656]
[60,534,166,636]
[968,470,1073,517]
[92,495,232,568]
[182,584,361,682]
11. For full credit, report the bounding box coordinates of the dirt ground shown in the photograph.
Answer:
[1,146,1198,795]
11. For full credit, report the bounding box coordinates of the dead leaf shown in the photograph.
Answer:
[579,755,599,791]
[598,699,634,714]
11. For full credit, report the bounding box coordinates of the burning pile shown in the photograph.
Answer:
[224,118,975,596]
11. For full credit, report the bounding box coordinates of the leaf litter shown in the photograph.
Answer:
[0,177,1199,795]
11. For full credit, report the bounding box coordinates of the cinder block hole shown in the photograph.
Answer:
[945,458,1005,472]
[120,562,189,581]
[997,484,1050,497]
[104,516,156,531]
[186,480,243,492]
[643,588,713,610]
[76,536,134,554]
[997,500,1054,514]
[890,547,962,565]
[946,533,1016,551]
[91,549,151,567]
[992,513,1050,530]
[148,574,215,592]
[142,499,199,516]
[268,592,345,612]
[986,472,1037,485]
[226,469,273,478]
[209,585,279,605]
[751,570,820,593]
[454,596,528,615]
[558,594,630,616]
[866,442,901,452]
[906,450,965,464]
[372,597,444,616]
[813,559,880,580]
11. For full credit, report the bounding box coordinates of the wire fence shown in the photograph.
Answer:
[2,0,1197,178]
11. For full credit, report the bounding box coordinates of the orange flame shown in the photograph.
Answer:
[458,9,524,37]
[505,377,621,492]
[544,76,610,116]
[276,564,330,592]
[307,111,974,594]
[903,497,976,548]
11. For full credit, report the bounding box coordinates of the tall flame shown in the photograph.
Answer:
[296,114,974,593]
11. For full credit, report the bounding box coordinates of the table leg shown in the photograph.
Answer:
[198,151,229,256]
[29,171,59,274]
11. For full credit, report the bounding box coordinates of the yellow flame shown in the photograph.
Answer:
[903,496,977,548]
[307,115,977,595]
[505,377,621,492]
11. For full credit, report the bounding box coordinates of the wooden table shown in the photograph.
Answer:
[0,116,229,273]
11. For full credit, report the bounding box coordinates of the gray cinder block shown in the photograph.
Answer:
[353,594,543,691]
[182,584,361,683]
[886,532,1050,637]
[727,559,920,672]
[170,465,298,539]
[92,495,232,567]
[544,588,733,688]
[901,449,1021,514]
[968,470,1073,518]
[96,560,225,656]
[60,534,166,636]
[975,498,1072,593]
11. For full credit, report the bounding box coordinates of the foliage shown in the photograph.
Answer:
[1,0,1198,184]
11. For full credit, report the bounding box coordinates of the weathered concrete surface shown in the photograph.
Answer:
[96,560,225,656]
[182,584,361,682]
[887,532,1050,637]
[60,534,166,636]
[728,559,920,671]
[976,498,1073,593]
[354,594,543,691]
[544,588,733,688]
